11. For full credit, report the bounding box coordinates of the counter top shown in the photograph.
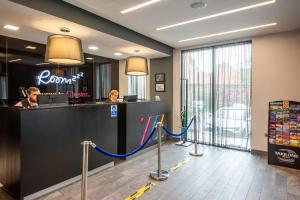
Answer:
[0,100,163,111]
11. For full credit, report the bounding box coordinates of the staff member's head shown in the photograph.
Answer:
[15,87,40,108]
[27,87,40,103]
[108,90,118,102]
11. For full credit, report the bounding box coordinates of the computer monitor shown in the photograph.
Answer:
[37,93,69,106]
[123,95,138,102]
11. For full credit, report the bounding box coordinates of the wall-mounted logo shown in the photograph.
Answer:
[37,70,84,85]
[111,105,118,118]
[67,91,90,98]
[275,149,299,164]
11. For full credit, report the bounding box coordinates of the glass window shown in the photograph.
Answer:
[0,76,8,100]
[95,63,111,100]
[128,75,146,100]
[181,42,252,150]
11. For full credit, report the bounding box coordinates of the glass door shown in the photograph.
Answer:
[181,42,252,150]
[214,43,251,150]
[182,47,213,145]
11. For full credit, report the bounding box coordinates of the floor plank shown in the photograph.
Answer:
[0,143,299,200]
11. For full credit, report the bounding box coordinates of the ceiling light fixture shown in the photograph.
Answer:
[45,35,84,65]
[36,62,50,66]
[190,1,207,9]
[88,46,99,51]
[3,24,19,31]
[121,0,161,14]
[86,57,94,60]
[60,27,70,33]
[26,45,37,50]
[9,58,22,63]
[114,52,123,56]
[157,0,276,31]
[125,56,148,76]
[179,22,277,43]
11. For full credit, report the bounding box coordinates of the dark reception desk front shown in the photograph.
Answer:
[0,101,167,199]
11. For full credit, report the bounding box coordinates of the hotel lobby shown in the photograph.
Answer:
[0,0,300,200]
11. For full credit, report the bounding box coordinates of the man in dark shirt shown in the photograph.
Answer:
[15,87,40,108]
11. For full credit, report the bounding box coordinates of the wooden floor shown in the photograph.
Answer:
[1,143,300,200]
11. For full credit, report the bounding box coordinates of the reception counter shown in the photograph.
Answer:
[118,101,168,155]
[0,101,168,199]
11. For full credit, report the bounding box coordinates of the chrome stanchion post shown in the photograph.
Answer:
[189,116,203,156]
[81,141,90,200]
[150,122,169,181]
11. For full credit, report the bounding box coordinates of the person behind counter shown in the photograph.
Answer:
[108,90,119,102]
[15,87,40,108]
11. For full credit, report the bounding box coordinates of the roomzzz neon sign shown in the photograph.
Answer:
[37,70,84,85]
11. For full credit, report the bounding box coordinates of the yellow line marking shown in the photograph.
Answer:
[169,157,192,173]
[124,156,193,200]
[125,182,157,200]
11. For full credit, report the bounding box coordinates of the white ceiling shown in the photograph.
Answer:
[0,0,169,60]
[64,0,300,48]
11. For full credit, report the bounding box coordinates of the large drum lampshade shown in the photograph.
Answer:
[45,35,84,65]
[125,56,148,75]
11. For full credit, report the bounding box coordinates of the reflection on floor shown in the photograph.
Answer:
[1,143,300,200]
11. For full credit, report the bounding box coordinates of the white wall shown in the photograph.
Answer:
[118,59,128,98]
[252,30,300,151]
[172,30,300,152]
[146,59,150,100]
[118,59,150,99]
[172,49,181,132]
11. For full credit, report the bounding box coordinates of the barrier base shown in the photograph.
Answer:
[150,170,169,181]
[176,141,192,147]
[189,151,204,156]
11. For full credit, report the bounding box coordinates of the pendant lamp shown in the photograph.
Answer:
[45,34,84,65]
[125,56,148,76]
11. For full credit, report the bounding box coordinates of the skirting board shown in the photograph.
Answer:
[166,137,181,142]
[251,149,267,156]
[123,144,158,160]
[24,162,114,200]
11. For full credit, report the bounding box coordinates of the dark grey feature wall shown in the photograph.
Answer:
[9,0,173,55]
[150,56,173,127]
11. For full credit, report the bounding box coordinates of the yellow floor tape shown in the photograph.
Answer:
[124,156,193,200]
[168,157,192,173]
[125,182,157,200]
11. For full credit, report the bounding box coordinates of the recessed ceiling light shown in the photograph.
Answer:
[121,0,161,14]
[36,62,50,66]
[88,46,99,51]
[26,45,37,50]
[9,58,22,63]
[157,0,276,31]
[3,24,19,31]
[60,27,70,33]
[179,22,277,43]
[86,57,94,60]
[190,1,207,9]
[114,52,123,56]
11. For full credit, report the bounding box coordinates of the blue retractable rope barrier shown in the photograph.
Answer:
[162,117,194,137]
[91,126,157,158]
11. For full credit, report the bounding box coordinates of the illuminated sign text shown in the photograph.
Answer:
[37,70,84,85]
